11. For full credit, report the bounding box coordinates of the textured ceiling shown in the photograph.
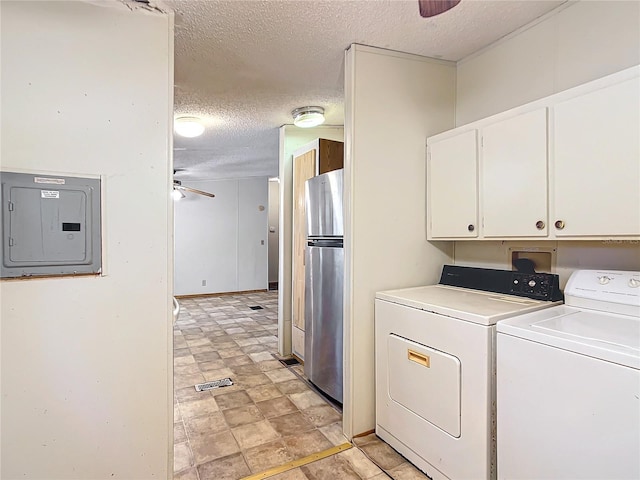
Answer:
[166,0,566,180]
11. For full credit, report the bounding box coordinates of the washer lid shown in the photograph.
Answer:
[375,285,560,326]
[497,305,640,369]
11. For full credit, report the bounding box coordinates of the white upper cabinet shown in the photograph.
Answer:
[428,130,478,238]
[481,109,548,237]
[426,66,639,241]
[552,78,640,237]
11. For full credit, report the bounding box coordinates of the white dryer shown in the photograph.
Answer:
[497,269,640,480]
[375,265,563,480]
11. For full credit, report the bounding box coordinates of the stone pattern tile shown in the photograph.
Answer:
[173,292,346,480]
[173,291,424,480]
[353,434,430,480]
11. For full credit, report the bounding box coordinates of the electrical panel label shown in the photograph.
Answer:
[41,190,60,199]
[35,177,66,185]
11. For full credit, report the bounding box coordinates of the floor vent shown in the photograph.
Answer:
[249,305,264,310]
[194,378,233,392]
[279,357,300,366]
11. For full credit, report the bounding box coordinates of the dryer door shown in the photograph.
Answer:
[387,334,461,437]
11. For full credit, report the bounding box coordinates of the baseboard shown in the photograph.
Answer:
[353,429,376,439]
[175,289,268,299]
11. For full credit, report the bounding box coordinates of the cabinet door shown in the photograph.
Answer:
[427,130,478,238]
[317,139,344,174]
[552,78,640,236]
[292,149,316,332]
[482,108,548,237]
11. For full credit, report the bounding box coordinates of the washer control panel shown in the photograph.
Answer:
[565,270,640,306]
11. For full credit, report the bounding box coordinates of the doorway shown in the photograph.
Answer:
[172,291,345,478]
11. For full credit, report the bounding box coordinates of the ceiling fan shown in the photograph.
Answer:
[173,170,215,198]
[418,0,461,18]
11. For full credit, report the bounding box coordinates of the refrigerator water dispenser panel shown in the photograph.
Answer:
[1,171,102,278]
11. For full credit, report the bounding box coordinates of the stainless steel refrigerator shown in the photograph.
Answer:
[304,168,343,404]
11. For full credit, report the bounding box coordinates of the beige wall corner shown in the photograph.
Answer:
[0,2,174,478]
[343,44,455,439]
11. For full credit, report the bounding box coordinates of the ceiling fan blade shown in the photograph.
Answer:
[418,0,461,18]
[176,185,216,198]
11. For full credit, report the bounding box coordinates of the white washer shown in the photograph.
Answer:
[375,265,563,480]
[497,269,640,480]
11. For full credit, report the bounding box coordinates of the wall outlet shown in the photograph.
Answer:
[201,280,206,286]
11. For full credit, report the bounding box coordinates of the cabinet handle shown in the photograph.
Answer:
[536,220,545,230]
[555,220,565,230]
[467,224,475,232]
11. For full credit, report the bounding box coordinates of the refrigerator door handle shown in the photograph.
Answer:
[307,238,343,248]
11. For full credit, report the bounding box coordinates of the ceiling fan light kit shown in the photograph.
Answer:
[172,188,186,200]
[174,116,205,137]
[292,106,325,128]
[173,179,216,199]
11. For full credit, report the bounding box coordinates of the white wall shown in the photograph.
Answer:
[238,178,269,291]
[268,179,280,285]
[174,177,268,295]
[457,0,640,125]
[277,126,344,355]
[0,2,173,478]
[454,0,640,280]
[343,45,455,438]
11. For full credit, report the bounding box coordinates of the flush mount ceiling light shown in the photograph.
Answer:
[174,116,205,138]
[292,106,325,128]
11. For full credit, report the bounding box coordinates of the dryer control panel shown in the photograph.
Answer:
[509,272,562,301]
[440,265,563,302]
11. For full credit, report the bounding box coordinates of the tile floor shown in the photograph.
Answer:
[173,291,428,480]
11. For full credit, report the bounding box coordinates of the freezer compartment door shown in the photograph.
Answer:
[387,334,461,437]
[304,244,344,403]
[305,169,343,237]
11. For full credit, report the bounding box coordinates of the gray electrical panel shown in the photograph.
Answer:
[1,171,101,278]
